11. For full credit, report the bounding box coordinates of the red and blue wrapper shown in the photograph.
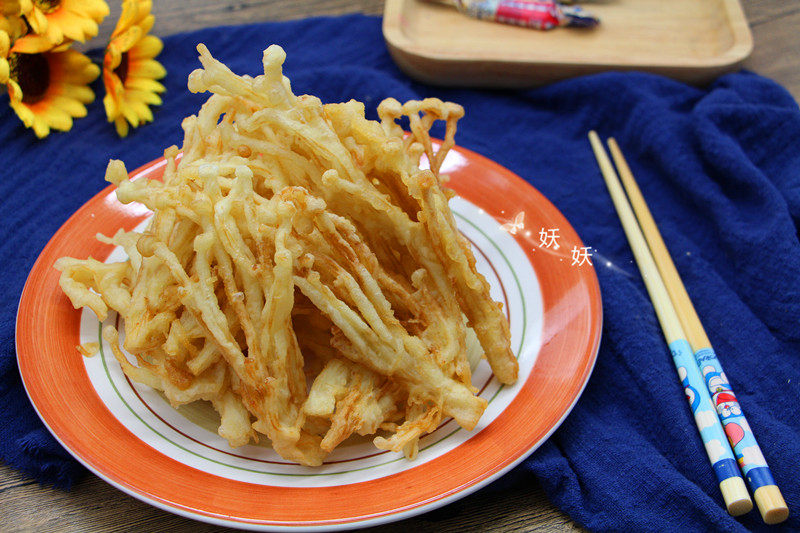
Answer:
[455,0,599,30]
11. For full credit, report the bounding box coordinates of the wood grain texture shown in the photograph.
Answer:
[2,0,798,532]
[93,0,385,44]
[741,1,800,100]
[0,463,579,532]
[384,0,753,88]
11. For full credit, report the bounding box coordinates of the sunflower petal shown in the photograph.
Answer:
[53,9,99,42]
[62,49,92,68]
[66,0,110,22]
[113,1,140,36]
[112,25,142,53]
[44,17,64,46]
[6,79,22,102]
[103,74,124,104]
[26,7,48,35]
[0,15,27,40]
[103,93,118,120]
[121,104,140,128]
[137,1,154,20]
[104,45,122,70]
[115,116,129,137]
[11,33,57,54]
[9,99,35,127]
[57,52,100,85]
[0,29,10,55]
[125,76,165,93]
[137,13,154,36]
[31,117,50,138]
[129,35,162,61]
[42,106,74,131]
[126,88,162,106]
[51,95,88,118]
[63,84,95,103]
[129,59,166,80]
[128,98,153,122]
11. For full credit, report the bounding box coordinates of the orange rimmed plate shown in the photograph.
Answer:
[16,144,601,530]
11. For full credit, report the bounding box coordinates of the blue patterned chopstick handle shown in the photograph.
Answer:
[670,339,741,484]
[695,347,777,490]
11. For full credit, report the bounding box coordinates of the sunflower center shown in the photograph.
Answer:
[9,53,51,104]
[114,52,130,85]
[33,0,62,14]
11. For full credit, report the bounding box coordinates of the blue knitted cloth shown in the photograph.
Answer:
[1,15,798,532]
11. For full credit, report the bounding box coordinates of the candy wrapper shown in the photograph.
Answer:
[437,0,599,30]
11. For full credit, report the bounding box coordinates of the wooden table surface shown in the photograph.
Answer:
[3,1,798,532]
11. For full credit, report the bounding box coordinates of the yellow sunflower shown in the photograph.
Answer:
[14,0,109,53]
[1,0,29,40]
[102,0,164,137]
[2,45,99,138]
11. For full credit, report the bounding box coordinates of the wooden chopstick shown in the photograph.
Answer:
[587,131,752,517]
[606,138,789,525]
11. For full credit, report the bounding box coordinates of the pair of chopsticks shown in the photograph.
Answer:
[588,132,789,524]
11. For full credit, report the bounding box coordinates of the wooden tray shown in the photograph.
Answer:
[383,0,753,87]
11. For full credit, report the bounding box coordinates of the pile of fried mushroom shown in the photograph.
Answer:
[56,44,517,465]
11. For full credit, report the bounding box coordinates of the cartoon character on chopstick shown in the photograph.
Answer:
[703,366,732,395]
[678,366,701,412]
[701,365,770,473]
[703,366,745,447]
[715,391,744,446]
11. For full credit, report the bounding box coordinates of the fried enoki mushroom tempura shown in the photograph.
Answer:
[55,44,518,465]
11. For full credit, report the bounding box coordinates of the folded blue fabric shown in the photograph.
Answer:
[1,14,798,532]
